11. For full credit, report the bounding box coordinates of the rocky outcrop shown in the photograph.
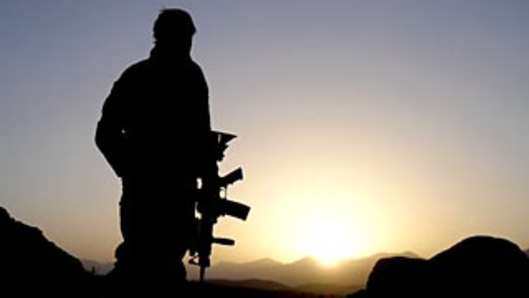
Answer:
[349,235,529,298]
[0,206,99,297]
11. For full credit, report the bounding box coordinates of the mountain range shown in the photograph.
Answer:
[190,253,419,287]
[83,246,529,296]
[83,251,419,296]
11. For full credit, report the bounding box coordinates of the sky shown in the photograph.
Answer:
[1,0,529,266]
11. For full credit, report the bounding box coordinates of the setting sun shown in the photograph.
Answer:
[299,219,353,266]
[293,205,369,266]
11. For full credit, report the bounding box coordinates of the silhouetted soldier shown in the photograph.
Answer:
[95,8,216,296]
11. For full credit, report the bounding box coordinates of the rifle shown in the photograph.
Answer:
[188,131,251,282]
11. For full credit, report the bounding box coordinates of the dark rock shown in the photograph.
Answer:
[0,206,100,297]
[349,235,529,298]
[430,235,529,297]
[365,256,430,297]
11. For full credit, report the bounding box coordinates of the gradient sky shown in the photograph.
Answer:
[1,1,529,266]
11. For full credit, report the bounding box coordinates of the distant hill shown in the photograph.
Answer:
[188,252,419,291]
[187,280,344,298]
[206,279,357,297]
[296,282,362,297]
[209,278,292,291]
[87,251,417,295]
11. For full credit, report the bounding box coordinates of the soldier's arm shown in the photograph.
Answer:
[95,78,129,178]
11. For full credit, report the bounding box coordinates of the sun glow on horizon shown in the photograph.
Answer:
[262,162,383,266]
[293,207,369,266]
[302,222,352,266]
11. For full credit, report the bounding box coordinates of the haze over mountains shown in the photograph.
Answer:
[84,249,529,284]
[82,242,529,289]
[83,247,529,296]
[83,252,417,296]
[83,252,420,284]
[187,253,419,287]
[83,251,419,291]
